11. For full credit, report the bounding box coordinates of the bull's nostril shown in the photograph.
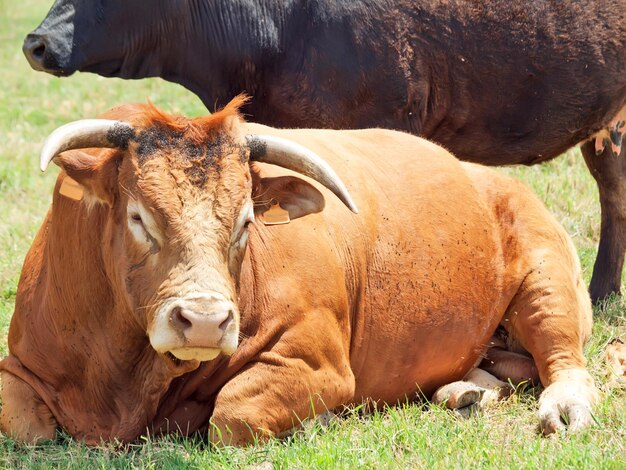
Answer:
[171,306,192,330]
[32,44,45,59]
[219,310,234,331]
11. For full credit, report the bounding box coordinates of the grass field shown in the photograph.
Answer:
[0,1,625,468]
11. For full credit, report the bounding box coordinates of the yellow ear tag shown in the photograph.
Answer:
[259,202,290,225]
[59,176,84,201]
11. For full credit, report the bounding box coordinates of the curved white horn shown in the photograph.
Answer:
[246,134,359,214]
[40,119,134,171]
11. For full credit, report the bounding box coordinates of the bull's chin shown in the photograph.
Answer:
[168,347,223,362]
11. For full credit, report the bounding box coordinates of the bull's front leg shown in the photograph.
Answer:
[581,139,626,302]
[0,370,57,443]
[208,318,355,446]
[503,247,598,434]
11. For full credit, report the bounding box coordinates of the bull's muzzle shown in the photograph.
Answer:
[149,293,239,362]
[170,298,235,346]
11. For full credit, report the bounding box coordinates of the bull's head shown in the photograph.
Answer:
[39,98,357,363]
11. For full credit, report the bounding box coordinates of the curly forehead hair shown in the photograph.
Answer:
[101,96,251,188]
[102,94,249,146]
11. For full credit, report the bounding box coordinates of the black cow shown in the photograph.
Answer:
[23,0,626,302]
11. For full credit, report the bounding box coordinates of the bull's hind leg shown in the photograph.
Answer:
[581,139,626,302]
[431,337,532,418]
[479,332,539,386]
[431,380,485,417]
[432,368,512,418]
[502,237,598,434]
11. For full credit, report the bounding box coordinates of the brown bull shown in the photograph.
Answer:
[0,99,597,445]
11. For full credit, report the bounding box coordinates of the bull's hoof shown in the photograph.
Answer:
[453,403,481,419]
[432,381,485,418]
[537,370,599,435]
[539,402,594,435]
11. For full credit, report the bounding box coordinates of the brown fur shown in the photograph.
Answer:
[104,95,248,139]
[0,101,597,444]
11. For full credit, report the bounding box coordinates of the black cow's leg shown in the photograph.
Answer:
[581,140,626,302]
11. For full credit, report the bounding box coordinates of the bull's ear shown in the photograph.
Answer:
[253,175,325,221]
[54,150,120,206]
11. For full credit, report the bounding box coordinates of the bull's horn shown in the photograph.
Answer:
[40,119,134,171]
[246,134,359,214]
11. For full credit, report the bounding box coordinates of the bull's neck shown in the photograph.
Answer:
[45,197,135,338]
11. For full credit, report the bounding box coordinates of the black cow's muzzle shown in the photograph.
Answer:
[23,33,72,76]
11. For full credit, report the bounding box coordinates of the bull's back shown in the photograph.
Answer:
[246,124,511,402]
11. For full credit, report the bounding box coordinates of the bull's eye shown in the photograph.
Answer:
[126,201,162,251]
[232,204,254,248]
[229,210,253,274]
[127,211,151,246]
[233,218,253,247]
[240,218,253,238]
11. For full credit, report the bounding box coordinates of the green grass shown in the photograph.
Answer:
[0,1,625,468]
